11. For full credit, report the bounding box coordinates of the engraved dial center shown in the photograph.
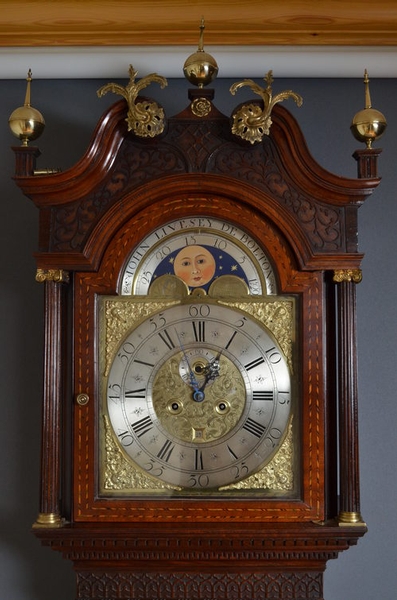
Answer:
[151,348,246,443]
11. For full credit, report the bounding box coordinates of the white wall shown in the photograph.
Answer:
[1,75,396,600]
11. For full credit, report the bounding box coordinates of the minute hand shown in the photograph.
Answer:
[198,350,222,393]
[175,329,200,391]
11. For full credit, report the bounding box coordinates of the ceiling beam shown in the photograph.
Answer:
[1,1,397,47]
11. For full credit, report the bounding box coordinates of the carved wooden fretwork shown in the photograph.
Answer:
[75,571,324,600]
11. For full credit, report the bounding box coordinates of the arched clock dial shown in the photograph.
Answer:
[106,301,291,490]
[120,217,277,296]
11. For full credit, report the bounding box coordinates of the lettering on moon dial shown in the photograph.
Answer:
[120,217,277,296]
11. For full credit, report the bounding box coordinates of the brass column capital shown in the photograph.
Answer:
[36,268,70,283]
[333,269,362,284]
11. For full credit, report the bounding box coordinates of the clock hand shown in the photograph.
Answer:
[197,350,222,393]
[191,350,222,403]
[174,329,200,391]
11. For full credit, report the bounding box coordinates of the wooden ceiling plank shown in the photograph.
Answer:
[0,1,396,46]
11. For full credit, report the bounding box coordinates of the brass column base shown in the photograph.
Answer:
[32,512,66,529]
[338,511,367,527]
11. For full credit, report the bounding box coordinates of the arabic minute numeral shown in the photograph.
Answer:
[278,391,290,405]
[117,430,134,447]
[108,383,121,403]
[144,460,165,478]
[265,346,282,364]
[149,313,167,330]
[231,461,249,480]
[189,304,211,318]
[188,473,210,488]
[117,342,135,365]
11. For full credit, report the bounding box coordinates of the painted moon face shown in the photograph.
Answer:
[173,245,216,288]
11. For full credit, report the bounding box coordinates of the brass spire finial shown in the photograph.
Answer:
[350,70,387,148]
[9,69,45,146]
[198,16,205,52]
[183,19,218,88]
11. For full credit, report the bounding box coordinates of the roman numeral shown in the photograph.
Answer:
[225,330,237,350]
[158,329,175,350]
[133,358,155,368]
[227,445,239,460]
[244,356,265,371]
[131,415,153,438]
[157,439,175,462]
[195,449,204,470]
[252,390,273,401]
[193,321,205,342]
[243,418,267,438]
[124,388,146,399]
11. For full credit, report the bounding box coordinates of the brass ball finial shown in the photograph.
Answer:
[183,18,218,88]
[9,69,45,146]
[350,70,386,148]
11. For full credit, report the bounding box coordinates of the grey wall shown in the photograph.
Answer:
[1,75,396,600]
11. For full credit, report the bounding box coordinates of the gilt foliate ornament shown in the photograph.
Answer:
[97,65,167,138]
[230,71,303,144]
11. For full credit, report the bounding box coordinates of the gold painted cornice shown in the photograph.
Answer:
[1,1,397,47]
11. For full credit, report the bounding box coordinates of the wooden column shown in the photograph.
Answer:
[335,146,380,523]
[353,148,382,179]
[33,270,69,528]
[12,146,40,177]
[334,270,364,524]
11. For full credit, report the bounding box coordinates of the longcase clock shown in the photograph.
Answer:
[12,71,381,599]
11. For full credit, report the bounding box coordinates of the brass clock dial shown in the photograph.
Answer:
[105,300,291,490]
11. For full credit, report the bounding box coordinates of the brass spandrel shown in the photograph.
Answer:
[101,416,180,492]
[221,299,294,371]
[220,420,294,492]
[102,298,179,376]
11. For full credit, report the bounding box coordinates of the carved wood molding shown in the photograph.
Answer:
[2,1,397,47]
[34,523,365,562]
[13,101,380,274]
[75,570,324,600]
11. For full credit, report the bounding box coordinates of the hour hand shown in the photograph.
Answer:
[191,352,222,403]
